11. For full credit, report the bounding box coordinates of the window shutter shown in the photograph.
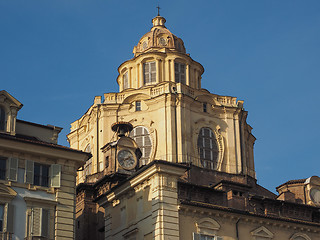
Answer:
[180,64,186,84]
[8,157,18,181]
[144,62,156,84]
[50,164,61,188]
[25,160,34,184]
[32,208,41,236]
[123,72,129,89]
[144,63,150,84]
[150,62,156,83]
[193,233,201,240]
[6,203,14,233]
[41,208,49,237]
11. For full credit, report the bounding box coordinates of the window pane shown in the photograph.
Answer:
[136,101,141,111]
[197,128,219,169]
[175,62,186,84]
[130,126,152,165]
[34,163,49,187]
[34,163,40,186]
[0,107,5,131]
[0,204,3,232]
[41,165,49,187]
[0,158,6,180]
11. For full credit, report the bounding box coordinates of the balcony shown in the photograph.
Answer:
[0,232,13,240]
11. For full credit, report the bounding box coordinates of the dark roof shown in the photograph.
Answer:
[180,200,320,227]
[0,132,91,156]
[16,119,62,131]
[276,178,307,190]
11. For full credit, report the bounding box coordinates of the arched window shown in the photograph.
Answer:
[129,126,152,165]
[123,72,129,89]
[197,128,218,170]
[84,144,92,176]
[0,107,5,131]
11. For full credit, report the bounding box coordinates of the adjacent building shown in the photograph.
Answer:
[68,16,320,240]
[0,90,91,240]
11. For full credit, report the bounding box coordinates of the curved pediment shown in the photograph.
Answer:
[0,90,23,109]
[195,217,220,235]
[290,233,311,240]
[195,94,221,106]
[0,184,17,202]
[123,93,150,104]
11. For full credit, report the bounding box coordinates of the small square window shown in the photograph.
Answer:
[135,101,141,111]
[203,103,207,113]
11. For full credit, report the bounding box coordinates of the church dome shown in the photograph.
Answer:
[133,16,186,57]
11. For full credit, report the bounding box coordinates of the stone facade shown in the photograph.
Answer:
[0,90,90,240]
[68,15,320,240]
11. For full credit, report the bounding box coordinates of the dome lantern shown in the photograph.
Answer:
[133,15,186,57]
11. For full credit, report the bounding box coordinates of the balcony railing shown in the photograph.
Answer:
[0,232,13,240]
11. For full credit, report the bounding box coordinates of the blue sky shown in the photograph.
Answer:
[1,0,319,193]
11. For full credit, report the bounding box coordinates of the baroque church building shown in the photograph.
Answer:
[67,15,320,240]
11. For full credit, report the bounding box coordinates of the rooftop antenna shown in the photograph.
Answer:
[157,4,161,16]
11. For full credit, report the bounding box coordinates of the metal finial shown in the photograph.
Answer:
[157,5,161,16]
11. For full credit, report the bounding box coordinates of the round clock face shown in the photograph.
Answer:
[159,37,167,46]
[118,150,136,170]
[142,41,148,50]
[310,188,320,205]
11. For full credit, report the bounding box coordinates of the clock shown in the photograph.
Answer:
[159,37,167,46]
[117,149,137,170]
[310,188,320,205]
[142,41,148,50]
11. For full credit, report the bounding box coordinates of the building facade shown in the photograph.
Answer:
[0,90,90,240]
[68,16,320,240]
